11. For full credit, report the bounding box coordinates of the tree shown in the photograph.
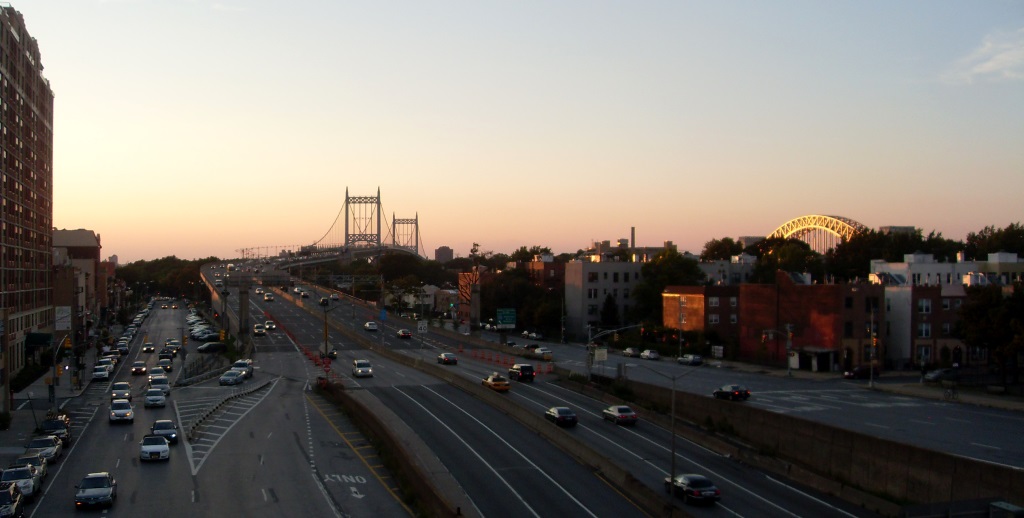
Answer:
[957,283,1024,384]
[510,245,553,263]
[629,250,706,322]
[747,238,822,283]
[700,238,743,261]
[965,223,1024,259]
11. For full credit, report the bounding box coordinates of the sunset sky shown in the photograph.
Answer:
[17,1,1024,263]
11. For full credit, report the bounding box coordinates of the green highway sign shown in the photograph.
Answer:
[496,308,516,329]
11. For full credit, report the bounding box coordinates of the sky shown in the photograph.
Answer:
[15,0,1024,263]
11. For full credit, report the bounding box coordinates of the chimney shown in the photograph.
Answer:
[631,227,635,249]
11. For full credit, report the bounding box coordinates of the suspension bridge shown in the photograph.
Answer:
[235,187,424,263]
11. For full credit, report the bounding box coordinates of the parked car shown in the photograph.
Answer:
[843,365,880,380]
[11,453,47,481]
[640,349,660,360]
[352,360,373,378]
[508,364,535,382]
[74,472,117,509]
[91,366,110,381]
[924,368,958,382]
[712,384,751,401]
[622,347,640,357]
[139,436,170,461]
[602,405,639,425]
[38,413,72,446]
[482,373,511,392]
[150,420,179,444]
[1,467,39,502]
[544,406,578,427]
[0,480,25,516]
[664,473,721,505]
[197,342,226,353]
[678,354,703,366]
[363,322,378,332]
[437,353,458,365]
[24,436,62,463]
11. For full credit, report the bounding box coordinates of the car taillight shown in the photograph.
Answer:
[714,489,721,495]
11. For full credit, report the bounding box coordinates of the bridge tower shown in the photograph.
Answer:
[391,213,419,256]
[345,187,383,248]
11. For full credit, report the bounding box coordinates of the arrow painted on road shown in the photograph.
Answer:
[350,487,365,499]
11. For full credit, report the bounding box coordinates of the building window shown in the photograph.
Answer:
[587,305,598,315]
[942,298,951,311]
[954,299,962,309]
[708,314,719,325]
[917,323,931,338]
[679,297,686,307]
[730,314,737,324]
[587,272,598,283]
[844,321,853,338]
[942,322,951,336]
[729,297,737,308]
[918,298,932,314]
[612,289,618,298]
[613,272,619,282]
[587,288,598,299]
[603,272,608,280]
[623,288,629,299]
[708,297,719,308]
[845,297,853,309]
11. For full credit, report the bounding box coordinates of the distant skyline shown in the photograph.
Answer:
[17,1,1024,263]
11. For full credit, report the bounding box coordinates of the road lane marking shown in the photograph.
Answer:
[970,443,1001,450]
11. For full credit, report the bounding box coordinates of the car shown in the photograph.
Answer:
[231,359,254,378]
[110,382,132,401]
[665,473,721,505]
[482,373,511,392]
[712,384,751,401]
[95,358,115,372]
[544,406,578,427]
[330,293,340,301]
[301,291,310,299]
[219,370,245,386]
[508,364,535,382]
[91,366,110,381]
[293,287,303,294]
[622,347,640,357]
[0,480,25,517]
[326,348,339,359]
[924,368,959,382]
[352,360,373,378]
[1,467,39,502]
[24,435,62,462]
[602,405,639,425]
[148,376,171,396]
[194,330,220,342]
[141,342,156,353]
[156,358,173,372]
[263,293,275,302]
[116,344,129,356]
[843,365,880,380]
[254,287,264,294]
[139,435,170,461]
[396,329,412,339]
[38,413,73,446]
[437,353,458,365]
[678,354,703,366]
[150,420,179,444]
[74,472,117,509]
[143,389,166,408]
[640,349,660,360]
[319,297,329,306]
[158,349,174,361]
[197,342,226,353]
[532,347,553,361]
[264,320,276,330]
[130,361,148,375]
[11,453,47,481]
[253,324,266,337]
[363,322,378,332]
[109,399,134,423]
[161,304,169,309]
[171,304,179,309]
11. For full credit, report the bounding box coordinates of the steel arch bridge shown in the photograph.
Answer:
[767,214,867,254]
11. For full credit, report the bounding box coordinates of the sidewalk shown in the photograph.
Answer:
[714,359,1024,412]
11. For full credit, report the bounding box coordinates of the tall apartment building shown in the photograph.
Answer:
[0,6,55,412]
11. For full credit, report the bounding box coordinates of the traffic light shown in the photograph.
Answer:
[872,336,878,348]
[63,337,72,349]
[219,329,226,340]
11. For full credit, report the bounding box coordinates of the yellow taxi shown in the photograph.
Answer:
[482,372,511,392]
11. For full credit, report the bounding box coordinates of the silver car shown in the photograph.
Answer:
[109,399,134,423]
[143,388,167,408]
[24,435,62,462]
[1,466,40,500]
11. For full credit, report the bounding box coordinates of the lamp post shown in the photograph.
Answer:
[220,289,230,338]
[319,297,340,357]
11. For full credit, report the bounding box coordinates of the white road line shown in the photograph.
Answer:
[764,476,860,518]
[970,443,1001,450]
[865,423,890,429]
[908,419,935,426]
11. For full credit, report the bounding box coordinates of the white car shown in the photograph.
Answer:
[109,399,134,423]
[363,322,378,332]
[143,388,167,408]
[92,366,111,381]
[352,359,373,377]
[640,349,660,360]
[149,376,171,396]
[231,359,254,378]
[139,435,170,461]
[24,435,63,462]
[0,465,40,501]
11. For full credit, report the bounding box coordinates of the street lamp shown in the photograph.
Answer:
[319,297,341,357]
[220,289,230,338]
